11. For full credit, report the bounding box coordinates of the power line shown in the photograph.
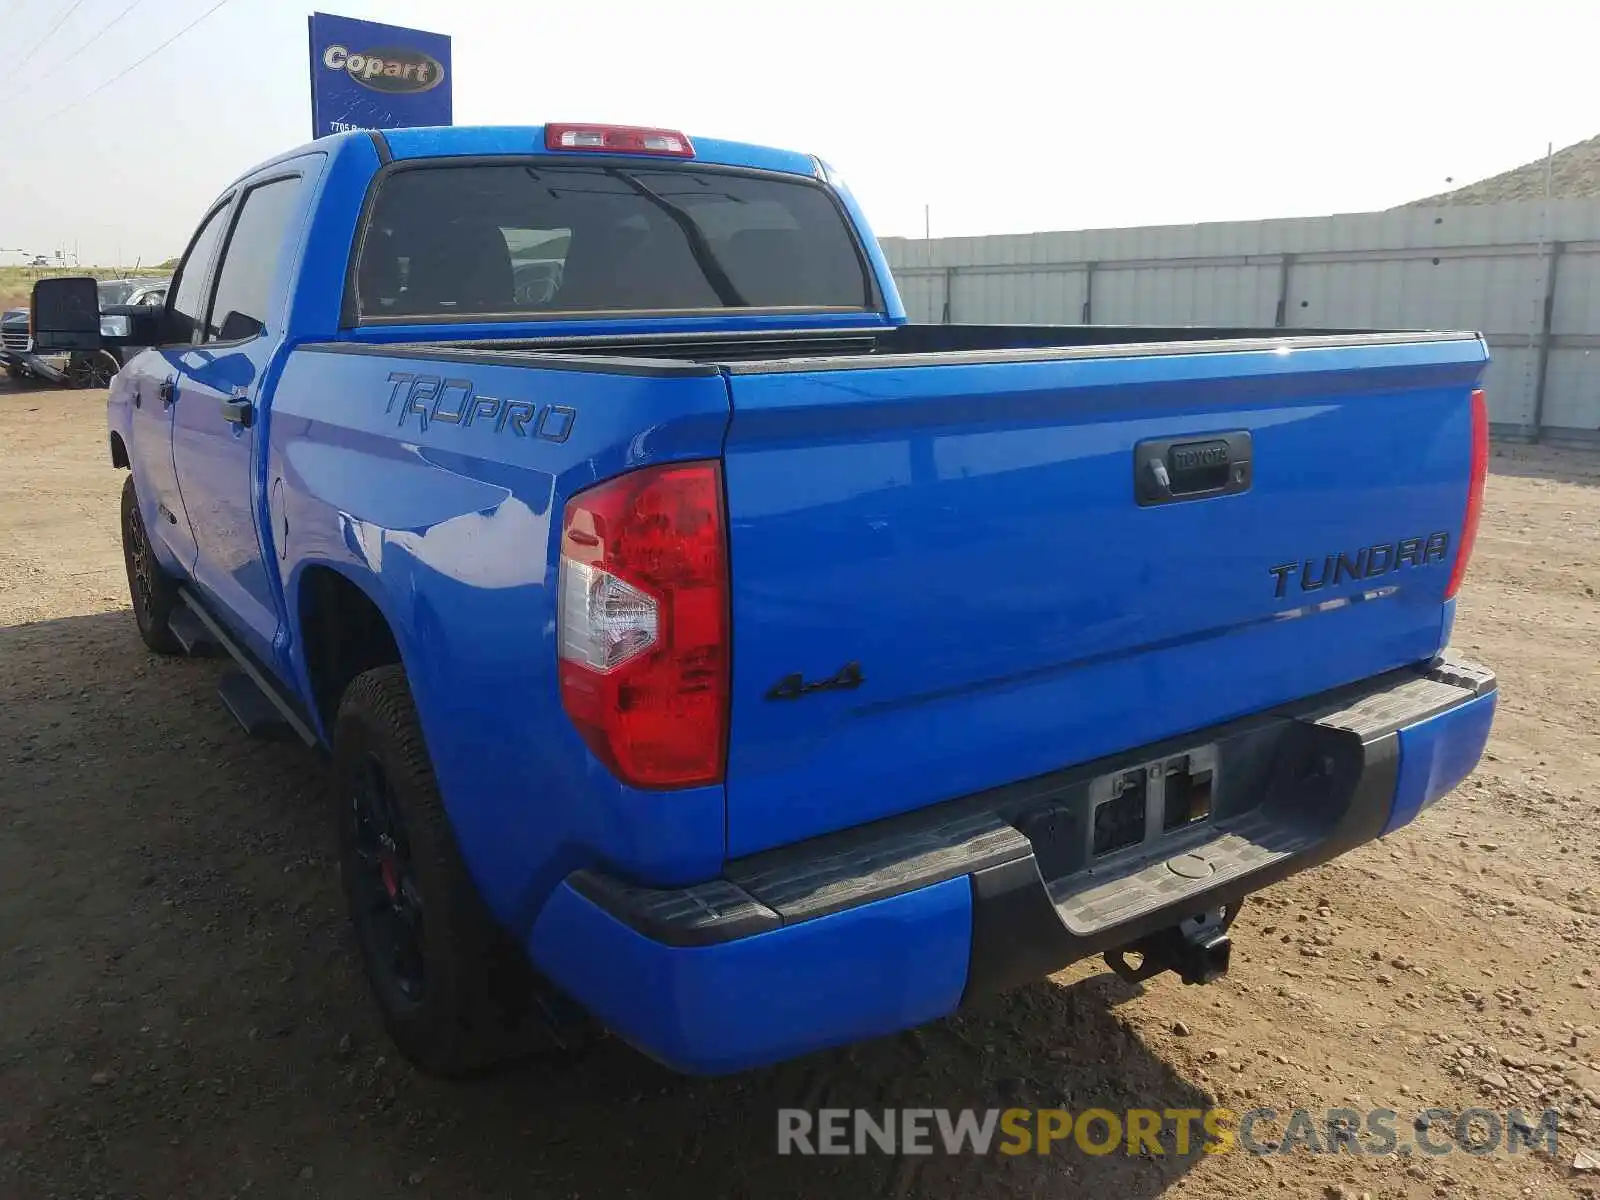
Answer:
[12,0,91,77]
[16,0,152,93]
[35,0,236,128]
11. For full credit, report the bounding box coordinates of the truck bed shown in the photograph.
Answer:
[296,322,1487,856]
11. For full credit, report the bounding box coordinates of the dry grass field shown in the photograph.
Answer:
[0,266,172,312]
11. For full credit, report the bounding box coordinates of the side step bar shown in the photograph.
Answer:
[166,604,222,657]
[218,671,295,740]
[173,589,318,747]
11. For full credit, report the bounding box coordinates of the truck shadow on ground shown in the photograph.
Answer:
[0,609,1214,1200]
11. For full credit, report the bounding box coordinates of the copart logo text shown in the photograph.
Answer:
[321,44,445,94]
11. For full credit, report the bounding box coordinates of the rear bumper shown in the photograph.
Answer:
[526,655,1496,1074]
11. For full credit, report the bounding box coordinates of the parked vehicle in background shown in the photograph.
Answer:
[96,277,170,309]
[0,308,31,379]
[3,276,166,386]
[33,123,1497,1080]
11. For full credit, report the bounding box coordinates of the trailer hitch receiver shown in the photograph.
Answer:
[1103,909,1233,986]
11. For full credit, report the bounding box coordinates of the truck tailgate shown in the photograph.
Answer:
[720,335,1487,856]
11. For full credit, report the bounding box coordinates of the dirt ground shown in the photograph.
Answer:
[1,382,1596,1200]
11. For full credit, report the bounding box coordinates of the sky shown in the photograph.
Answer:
[0,0,1598,265]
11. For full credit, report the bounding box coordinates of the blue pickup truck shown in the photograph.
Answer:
[31,123,1497,1078]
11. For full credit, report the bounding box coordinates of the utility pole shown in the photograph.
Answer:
[1531,140,1557,443]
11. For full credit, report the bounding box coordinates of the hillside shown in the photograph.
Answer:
[1407,133,1600,206]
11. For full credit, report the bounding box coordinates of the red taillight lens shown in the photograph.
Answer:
[544,123,695,158]
[1445,387,1488,600]
[557,461,728,789]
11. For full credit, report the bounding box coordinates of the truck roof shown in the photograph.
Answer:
[236,125,823,187]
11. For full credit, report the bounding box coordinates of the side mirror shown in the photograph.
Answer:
[216,310,264,342]
[30,276,102,351]
[31,277,170,352]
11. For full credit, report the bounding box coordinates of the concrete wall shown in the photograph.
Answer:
[882,199,1600,445]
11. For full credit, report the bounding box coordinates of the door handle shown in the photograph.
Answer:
[1135,432,1252,506]
[221,398,254,428]
[158,376,177,407]
[1144,457,1174,499]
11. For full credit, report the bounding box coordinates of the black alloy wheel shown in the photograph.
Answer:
[347,749,428,1005]
[119,476,181,653]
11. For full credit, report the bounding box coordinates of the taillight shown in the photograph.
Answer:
[544,123,695,158]
[557,461,728,789]
[1445,387,1488,600]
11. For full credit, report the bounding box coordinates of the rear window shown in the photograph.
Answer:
[354,162,872,321]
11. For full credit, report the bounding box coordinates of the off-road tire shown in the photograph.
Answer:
[120,476,182,654]
[334,665,567,1077]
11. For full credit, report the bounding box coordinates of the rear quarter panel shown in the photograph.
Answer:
[267,347,732,927]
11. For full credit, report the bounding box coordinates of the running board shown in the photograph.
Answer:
[166,604,222,657]
[177,589,318,747]
[218,670,294,740]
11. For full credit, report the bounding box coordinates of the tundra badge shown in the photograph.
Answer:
[1269,531,1450,598]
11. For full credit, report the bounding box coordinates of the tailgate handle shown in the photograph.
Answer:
[1135,432,1252,506]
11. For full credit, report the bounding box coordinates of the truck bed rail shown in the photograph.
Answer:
[304,324,1484,376]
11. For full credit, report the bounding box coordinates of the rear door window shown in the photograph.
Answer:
[354,163,872,321]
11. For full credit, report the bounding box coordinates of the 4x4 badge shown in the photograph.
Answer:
[766,661,864,702]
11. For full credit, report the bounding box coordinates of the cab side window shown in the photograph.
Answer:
[166,203,231,345]
[205,177,303,343]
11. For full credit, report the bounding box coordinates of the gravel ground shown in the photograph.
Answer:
[1,382,1597,1200]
